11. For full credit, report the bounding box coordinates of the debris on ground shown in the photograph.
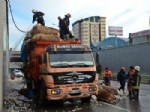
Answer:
[96,84,126,103]
[4,76,127,111]
[4,77,33,112]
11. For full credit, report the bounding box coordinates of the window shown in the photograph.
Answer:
[90,17,94,22]
[50,52,94,68]
[95,16,100,22]
[147,36,150,42]
[84,18,89,21]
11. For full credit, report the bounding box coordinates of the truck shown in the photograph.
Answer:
[21,25,98,103]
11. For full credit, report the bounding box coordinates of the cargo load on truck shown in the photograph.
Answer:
[21,24,61,65]
[21,24,77,64]
[23,24,60,43]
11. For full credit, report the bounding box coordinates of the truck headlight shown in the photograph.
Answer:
[89,86,97,92]
[51,89,61,95]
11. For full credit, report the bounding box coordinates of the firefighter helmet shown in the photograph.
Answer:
[134,66,140,72]
[32,9,37,13]
[120,67,125,70]
[67,13,71,17]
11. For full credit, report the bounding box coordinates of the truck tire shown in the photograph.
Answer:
[26,80,32,90]
[39,79,47,103]
[81,96,91,103]
[34,79,47,104]
[50,100,64,106]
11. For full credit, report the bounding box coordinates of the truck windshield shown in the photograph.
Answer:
[49,52,94,68]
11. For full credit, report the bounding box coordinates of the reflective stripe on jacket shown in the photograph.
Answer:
[132,74,141,89]
[103,71,112,77]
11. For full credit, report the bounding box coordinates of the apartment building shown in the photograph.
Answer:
[72,16,106,46]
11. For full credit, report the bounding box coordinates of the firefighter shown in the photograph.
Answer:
[127,66,135,98]
[32,9,45,26]
[103,67,112,86]
[96,53,102,77]
[117,67,126,94]
[63,13,74,39]
[58,16,66,40]
[63,13,71,29]
[131,66,141,100]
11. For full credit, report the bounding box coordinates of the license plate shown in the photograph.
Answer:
[70,89,81,94]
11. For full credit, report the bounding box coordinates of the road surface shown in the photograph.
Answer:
[3,78,150,112]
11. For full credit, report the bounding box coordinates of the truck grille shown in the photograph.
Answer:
[51,71,96,85]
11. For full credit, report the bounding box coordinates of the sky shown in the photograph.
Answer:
[7,0,150,50]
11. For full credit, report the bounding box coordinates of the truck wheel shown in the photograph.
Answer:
[39,80,47,103]
[26,80,32,90]
[50,100,64,106]
[34,79,47,104]
[81,96,91,103]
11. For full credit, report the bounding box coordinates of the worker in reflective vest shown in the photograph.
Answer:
[131,66,141,100]
[127,66,135,97]
[103,67,112,86]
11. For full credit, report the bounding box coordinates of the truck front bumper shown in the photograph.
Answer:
[46,84,98,101]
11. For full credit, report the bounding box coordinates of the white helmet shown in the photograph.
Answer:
[32,9,37,13]
[120,66,125,70]
[134,66,140,72]
[66,13,71,17]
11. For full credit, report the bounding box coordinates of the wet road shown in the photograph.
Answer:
[4,78,150,112]
[114,82,150,112]
[31,82,150,112]
[29,82,150,112]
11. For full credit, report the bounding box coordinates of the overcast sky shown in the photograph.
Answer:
[7,0,150,50]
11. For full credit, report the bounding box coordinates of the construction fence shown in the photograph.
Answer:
[94,42,150,75]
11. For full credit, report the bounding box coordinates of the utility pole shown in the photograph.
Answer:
[5,0,10,97]
[115,35,117,47]
[0,0,6,111]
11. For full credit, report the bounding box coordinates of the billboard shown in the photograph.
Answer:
[108,26,123,36]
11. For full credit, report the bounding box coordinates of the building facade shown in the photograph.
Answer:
[129,29,150,45]
[72,16,106,46]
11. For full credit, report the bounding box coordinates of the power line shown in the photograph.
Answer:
[7,0,29,33]
[7,0,33,50]
[12,24,33,51]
